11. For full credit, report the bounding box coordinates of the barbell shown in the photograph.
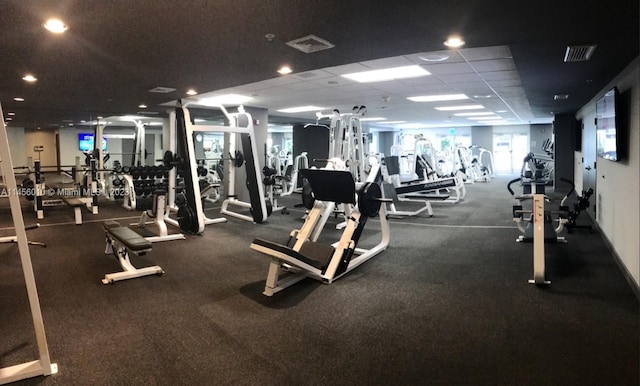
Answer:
[160,150,245,170]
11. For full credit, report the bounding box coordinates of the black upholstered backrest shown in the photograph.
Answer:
[299,169,356,204]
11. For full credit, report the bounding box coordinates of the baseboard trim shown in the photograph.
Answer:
[592,221,640,301]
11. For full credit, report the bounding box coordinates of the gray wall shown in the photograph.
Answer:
[470,126,492,150]
[576,56,639,288]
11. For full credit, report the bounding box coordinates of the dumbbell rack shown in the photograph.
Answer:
[121,164,171,211]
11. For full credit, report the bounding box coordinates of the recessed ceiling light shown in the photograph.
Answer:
[407,94,468,102]
[44,18,68,33]
[342,65,430,83]
[473,94,492,99]
[554,93,569,100]
[277,105,324,113]
[435,104,484,111]
[278,65,293,75]
[7,112,15,116]
[443,36,465,48]
[5,117,12,121]
[13,97,24,102]
[360,117,386,122]
[22,74,37,82]
[199,94,253,106]
[138,104,147,109]
[496,110,508,113]
[186,89,198,96]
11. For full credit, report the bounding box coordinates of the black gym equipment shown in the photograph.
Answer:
[102,220,164,284]
[173,106,201,234]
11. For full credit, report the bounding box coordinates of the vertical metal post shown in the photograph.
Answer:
[529,194,550,285]
[0,103,57,384]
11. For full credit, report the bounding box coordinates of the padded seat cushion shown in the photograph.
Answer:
[63,197,85,207]
[252,238,334,271]
[103,221,152,252]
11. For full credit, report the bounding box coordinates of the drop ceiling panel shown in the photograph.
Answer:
[460,46,513,61]
[324,63,374,76]
[359,56,416,69]
[470,59,516,73]
[480,70,521,81]
[423,62,476,75]
[435,73,482,83]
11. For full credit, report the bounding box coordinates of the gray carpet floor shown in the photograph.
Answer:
[0,175,638,385]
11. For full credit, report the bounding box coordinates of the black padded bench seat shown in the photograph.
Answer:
[63,197,88,224]
[103,220,152,253]
[395,177,457,195]
[252,238,334,271]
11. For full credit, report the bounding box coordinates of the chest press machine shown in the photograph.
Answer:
[250,165,390,296]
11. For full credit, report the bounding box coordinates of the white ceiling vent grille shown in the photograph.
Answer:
[149,87,176,93]
[564,45,597,62]
[286,35,334,53]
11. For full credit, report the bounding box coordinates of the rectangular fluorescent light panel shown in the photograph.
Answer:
[407,94,468,102]
[435,105,484,111]
[478,120,508,125]
[342,65,430,83]
[360,117,386,122]
[199,94,253,106]
[466,115,501,121]
[453,112,496,117]
[277,105,324,113]
[379,121,407,124]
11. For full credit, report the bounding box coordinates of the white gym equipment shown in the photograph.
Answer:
[508,178,571,285]
[0,103,58,384]
[251,163,390,296]
[131,190,186,243]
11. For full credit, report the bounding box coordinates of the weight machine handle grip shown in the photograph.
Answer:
[25,223,40,231]
[507,177,521,196]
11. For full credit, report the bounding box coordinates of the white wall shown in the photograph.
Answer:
[25,128,57,167]
[6,126,26,166]
[576,56,640,288]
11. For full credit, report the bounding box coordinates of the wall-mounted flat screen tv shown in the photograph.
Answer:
[78,133,107,152]
[595,87,619,161]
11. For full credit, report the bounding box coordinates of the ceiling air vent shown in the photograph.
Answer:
[286,35,334,54]
[149,87,176,93]
[564,45,597,62]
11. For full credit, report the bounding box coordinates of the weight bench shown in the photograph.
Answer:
[102,220,164,284]
[62,197,85,225]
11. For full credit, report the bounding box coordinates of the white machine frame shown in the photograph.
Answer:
[0,103,58,384]
[251,164,390,296]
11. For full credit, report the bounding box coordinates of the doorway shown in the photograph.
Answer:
[492,133,529,174]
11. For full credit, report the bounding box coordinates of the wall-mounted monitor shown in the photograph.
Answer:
[78,133,107,152]
[595,87,620,161]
